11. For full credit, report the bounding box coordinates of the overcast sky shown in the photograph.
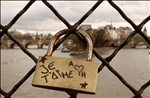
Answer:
[1,1,150,35]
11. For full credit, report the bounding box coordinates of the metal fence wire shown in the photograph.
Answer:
[0,0,150,98]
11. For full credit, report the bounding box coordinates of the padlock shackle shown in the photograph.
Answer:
[46,29,93,61]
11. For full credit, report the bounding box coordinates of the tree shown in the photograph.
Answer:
[93,28,109,47]
[23,33,33,40]
[45,33,53,40]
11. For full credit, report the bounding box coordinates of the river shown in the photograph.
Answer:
[1,47,150,98]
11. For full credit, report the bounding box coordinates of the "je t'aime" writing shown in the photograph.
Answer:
[39,61,86,83]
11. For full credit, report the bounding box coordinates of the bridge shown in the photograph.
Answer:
[108,38,149,48]
[129,40,149,48]
[1,39,50,49]
[1,37,149,49]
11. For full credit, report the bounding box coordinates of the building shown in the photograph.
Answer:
[116,27,132,40]
[107,29,120,40]
[79,24,92,31]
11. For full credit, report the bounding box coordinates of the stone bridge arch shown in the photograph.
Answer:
[2,39,50,49]
[21,40,47,49]
[37,40,48,49]
[134,41,149,48]
[5,40,16,49]
[130,40,149,48]
[7,42,16,49]
[21,40,33,48]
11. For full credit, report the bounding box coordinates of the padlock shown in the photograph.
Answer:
[32,29,98,94]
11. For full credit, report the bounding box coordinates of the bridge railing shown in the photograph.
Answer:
[0,0,150,98]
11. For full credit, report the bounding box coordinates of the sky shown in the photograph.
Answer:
[1,1,150,36]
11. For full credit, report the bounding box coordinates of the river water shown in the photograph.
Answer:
[1,47,150,98]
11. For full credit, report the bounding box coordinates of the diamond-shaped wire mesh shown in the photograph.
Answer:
[0,0,150,98]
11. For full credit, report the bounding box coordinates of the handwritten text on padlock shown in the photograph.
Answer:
[39,60,86,83]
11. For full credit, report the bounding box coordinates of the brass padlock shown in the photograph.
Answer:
[32,29,98,94]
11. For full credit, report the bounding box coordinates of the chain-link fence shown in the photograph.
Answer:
[0,0,150,98]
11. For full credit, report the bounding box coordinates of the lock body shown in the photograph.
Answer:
[32,29,98,94]
[32,56,98,94]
